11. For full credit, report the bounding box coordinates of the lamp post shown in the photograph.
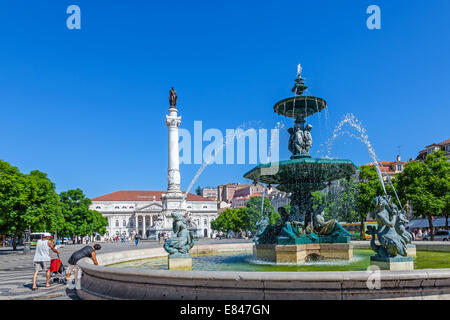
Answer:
[23,226,31,255]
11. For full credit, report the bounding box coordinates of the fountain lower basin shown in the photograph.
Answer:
[77,242,450,300]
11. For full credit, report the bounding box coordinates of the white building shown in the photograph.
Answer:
[90,190,217,240]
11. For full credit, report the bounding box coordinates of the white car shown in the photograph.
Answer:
[422,230,450,241]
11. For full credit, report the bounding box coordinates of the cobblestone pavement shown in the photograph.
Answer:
[0,238,251,300]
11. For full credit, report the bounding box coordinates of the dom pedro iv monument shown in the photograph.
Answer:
[89,88,218,240]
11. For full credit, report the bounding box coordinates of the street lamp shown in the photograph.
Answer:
[23,226,31,255]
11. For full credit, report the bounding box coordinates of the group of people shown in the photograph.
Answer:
[158,232,169,244]
[108,235,129,243]
[31,234,101,290]
[410,227,447,240]
[72,236,93,245]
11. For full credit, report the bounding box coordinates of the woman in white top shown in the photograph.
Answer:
[32,235,59,290]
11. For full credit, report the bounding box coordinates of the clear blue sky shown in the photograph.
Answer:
[0,1,449,198]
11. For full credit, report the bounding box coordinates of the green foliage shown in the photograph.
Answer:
[395,151,450,238]
[211,196,281,233]
[211,207,247,233]
[26,170,64,233]
[0,160,108,247]
[195,186,202,196]
[59,188,108,237]
[245,196,279,232]
[311,178,359,223]
[0,160,63,249]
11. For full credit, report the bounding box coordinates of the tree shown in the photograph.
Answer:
[210,208,247,233]
[26,170,64,236]
[195,186,202,196]
[395,150,450,240]
[356,165,385,240]
[312,178,359,223]
[59,189,107,239]
[245,196,280,232]
[0,160,62,250]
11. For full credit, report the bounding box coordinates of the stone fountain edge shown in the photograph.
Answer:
[76,242,450,300]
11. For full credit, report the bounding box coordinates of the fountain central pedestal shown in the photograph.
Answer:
[254,243,353,264]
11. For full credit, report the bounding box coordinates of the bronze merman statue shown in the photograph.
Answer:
[163,212,194,256]
[169,87,177,107]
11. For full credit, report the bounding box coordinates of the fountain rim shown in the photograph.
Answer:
[273,95,327,119]
[76,243,450,300]
[79,243,450,278]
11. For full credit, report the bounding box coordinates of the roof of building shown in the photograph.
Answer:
[425,138,450,148]
[91,190,211,202]
[364,160,407,174]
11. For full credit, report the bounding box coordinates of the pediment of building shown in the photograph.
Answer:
[137,202,163,212]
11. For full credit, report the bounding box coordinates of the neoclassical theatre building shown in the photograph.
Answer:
[89,190,218,240]
[89,89,218,240]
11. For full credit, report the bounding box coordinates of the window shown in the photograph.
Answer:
[396,164,403,171]
[129,206,134,209]
[446,145,450,152]
[115,206,119,209]
[203,206,207,209]
[122,206,127,209]
[427,148,434,154]
[123,220,126,227]
[96,206,101,209]
[115,220,119,227]
[130,220,134,227]
[204,219,207,226]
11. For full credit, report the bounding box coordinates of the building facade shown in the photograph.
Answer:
[230,184,290,210]
[201,187,218,201]
[217,183,247,203]
[416,139,450,161]
[268,191,290,212]
[231,184,264,208]
[364,155,408,180]
[90,191,217,240]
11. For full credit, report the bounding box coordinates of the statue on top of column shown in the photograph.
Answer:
[169,87,177,107]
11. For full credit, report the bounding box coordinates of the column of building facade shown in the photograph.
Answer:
[135,215,138,235]
[142,215,146,238]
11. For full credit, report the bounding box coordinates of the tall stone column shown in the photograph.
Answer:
[165,105,182,197]
[162,87,184,235]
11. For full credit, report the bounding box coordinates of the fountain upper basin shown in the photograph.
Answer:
[243,157,358,192]
[273,96,326,119]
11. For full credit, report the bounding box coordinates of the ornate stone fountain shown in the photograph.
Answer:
[244,65,358,263]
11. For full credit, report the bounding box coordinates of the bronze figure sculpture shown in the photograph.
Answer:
[169,86,177,107]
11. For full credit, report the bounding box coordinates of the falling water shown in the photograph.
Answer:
[326,113,387,196]
[260,185,266,217]
[180,121,268,207]
[265,121,284,164]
